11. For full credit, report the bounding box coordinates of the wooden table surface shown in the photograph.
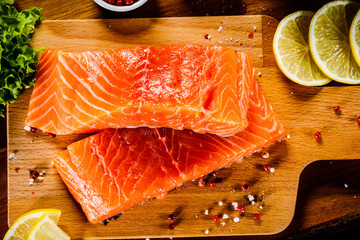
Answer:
[1,0,360,239]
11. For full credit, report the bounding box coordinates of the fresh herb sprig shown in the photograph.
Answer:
[0,0,44,117]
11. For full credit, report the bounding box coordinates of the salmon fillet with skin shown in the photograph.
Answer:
[25,45,253,137]
[54,71,285,224]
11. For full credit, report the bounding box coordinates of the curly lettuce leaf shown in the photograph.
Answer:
[0,1,44,117]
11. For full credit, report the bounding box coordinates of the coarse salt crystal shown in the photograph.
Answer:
[287,135,291,139]
[233,217,240,222]
[24,126,31,131]
[223,214,228,219]
[217,26,223,32]
[251,201,255,205]
[354,196,357,198]
[204,209,209,215]
[218,201,223,206]
[51,161,54,165]
[270,168,275,173]
[220,222,225,226]
[29,178,34,185]
[232,202,238,210]
[248,195,255,201]
[38,176,44,180]
[259,206,263,209]
[8,153,16,159]
[258,72,262,77]
[204,229,209,234]
[253,26,257,31]
[344,184,349,188]
[259,54,263,58]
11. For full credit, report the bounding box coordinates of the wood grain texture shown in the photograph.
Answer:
[6,15,360,239]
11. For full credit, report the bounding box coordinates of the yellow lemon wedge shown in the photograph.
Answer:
[27,213,70,240]
[309,0,360,84]
[4,209,61,240]
[350,9,360,67]
[273,11,331,86]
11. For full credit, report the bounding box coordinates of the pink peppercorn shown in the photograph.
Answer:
[264,164,271,172]
[30,127,37,133]
[198,178,205,187]
[357,116,360,125]
[213,215,220,222]
[168,223,175,230]
[237,205,245,212]
[241,184,249,191]
[48,132,56,138]
[333,105,341,111]
[248,32,253,38]
[168,214,175,220]
[314,132,322,140]
[209,181,216,187]
[253,213,261,220]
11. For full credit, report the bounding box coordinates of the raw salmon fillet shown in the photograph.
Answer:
[54,71,285,224]
[25,45,253,136]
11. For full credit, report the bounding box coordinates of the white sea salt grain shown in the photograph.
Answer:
[217,26,223,32]
[233,217,240,223]
[29,178,34,185]
[223,214,229,219]
[344,183,349,188]
[248,195,255,201]
[8,153,16,159]
[220,222,225,226]
[232,202,238,210]
[258,72,262,77]
[253,26,257,31]
[251,201,255,205]
[24,126,31,131]
[286,135,291,139]
[270,168,275,173]
[204,209,209,215]
[204,229,209,234]
[218,201,223,206]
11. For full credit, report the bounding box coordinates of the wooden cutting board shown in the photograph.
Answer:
[7,15,360,239]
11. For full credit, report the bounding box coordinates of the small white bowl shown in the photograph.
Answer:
[93,0,148,12]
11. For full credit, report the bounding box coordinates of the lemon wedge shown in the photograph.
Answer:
[273,11,331,86]
[309,0,360,84]
[27,213,70,240]
[4,209,61,240]
[350,9,360,67]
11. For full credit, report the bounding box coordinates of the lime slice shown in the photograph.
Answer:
[350,9,360,66]
[309,0,360,84]
[4,209,61,240]
[27,214,70,240]
[273,11,331,86]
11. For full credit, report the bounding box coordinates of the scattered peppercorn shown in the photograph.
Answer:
[48,132,56,138]
[168,214,175,220]
[239,5,247,14]
[264,164,271,172]
[204,34,211,40]
[333,105,341,111]
[314,132,322,140]
[30,127,37,133]
[241,184,249,191]
[237,205,245,212]
[198,178,205,187]
[168,223,175,230]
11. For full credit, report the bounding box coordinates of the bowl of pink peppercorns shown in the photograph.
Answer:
[93,0,148,12]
